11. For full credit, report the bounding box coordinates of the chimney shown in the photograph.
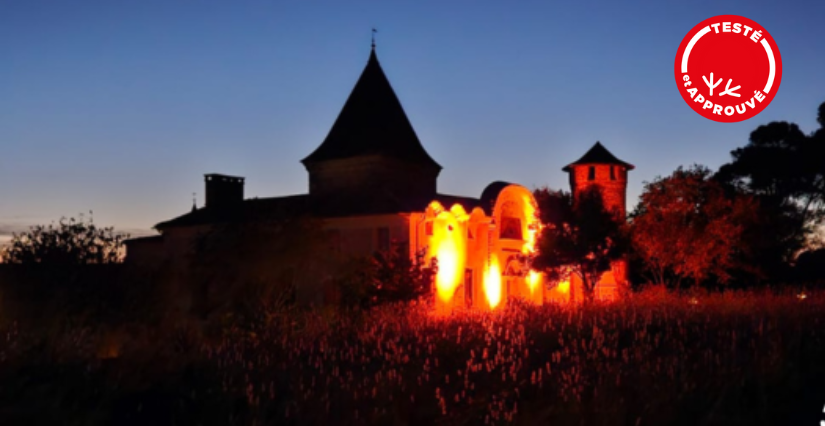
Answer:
[204,174,245,208]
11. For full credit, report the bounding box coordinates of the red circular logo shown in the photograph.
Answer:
[674,15,782,122]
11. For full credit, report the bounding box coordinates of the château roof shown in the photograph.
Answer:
[152,192,491,230]
[562,141,635,172]
[301,48,441,170]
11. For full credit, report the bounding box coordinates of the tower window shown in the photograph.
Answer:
[610,166,616,180]
[588,166,596,181]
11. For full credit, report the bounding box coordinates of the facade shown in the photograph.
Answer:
[125,45,634,310]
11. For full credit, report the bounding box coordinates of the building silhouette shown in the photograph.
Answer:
[125,45,633,309]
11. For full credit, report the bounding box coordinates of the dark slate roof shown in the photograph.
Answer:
[562,141,635,172]
[153,191,497,230]
[479,181,515,213]
[123,235,164,245]
[155,195,312,230]
[301,48,441,170]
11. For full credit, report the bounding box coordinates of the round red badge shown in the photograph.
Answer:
[674,15,782,122]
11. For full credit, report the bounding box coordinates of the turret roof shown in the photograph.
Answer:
[302,48,441,170]
[562,141,635,172]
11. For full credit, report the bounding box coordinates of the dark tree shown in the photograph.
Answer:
[631,165,756,288]
[337,243,436,309]
[371,243,437,305]
[1,214,128,265]
[531,186,626,301]
[716,101,825,278]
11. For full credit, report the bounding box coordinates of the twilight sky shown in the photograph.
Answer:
[2,0,824,242]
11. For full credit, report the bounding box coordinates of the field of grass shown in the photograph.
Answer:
[1,289,824,425]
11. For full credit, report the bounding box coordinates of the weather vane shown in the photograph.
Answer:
[371,28,377,50]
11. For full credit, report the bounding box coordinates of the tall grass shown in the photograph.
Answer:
[1,288,824,425]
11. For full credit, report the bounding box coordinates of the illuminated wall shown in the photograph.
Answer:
[412,181,625,311]
[426,203,469,309]
[418,184,546,312]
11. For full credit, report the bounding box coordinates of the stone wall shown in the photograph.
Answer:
[305,154,439,202]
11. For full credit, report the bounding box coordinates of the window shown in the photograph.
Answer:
[425,221,433,236]
[500,217,523,240]
[467,226,475,240]
[588,166,596,181]
[610,166,616,180]
[377,227,390,252]
[464,269,474,308]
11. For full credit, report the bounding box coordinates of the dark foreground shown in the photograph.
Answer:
[1,290,824,426]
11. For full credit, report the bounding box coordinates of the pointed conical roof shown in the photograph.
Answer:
[302,48,441,170]
[562,141,635,172]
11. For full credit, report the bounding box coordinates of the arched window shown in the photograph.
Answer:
[499,201,523,240]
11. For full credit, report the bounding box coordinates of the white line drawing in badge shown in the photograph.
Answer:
[680,26,776,94]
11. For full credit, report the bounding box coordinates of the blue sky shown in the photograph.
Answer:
[1,0,823,240]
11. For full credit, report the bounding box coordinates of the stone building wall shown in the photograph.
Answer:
[305,154,439,202]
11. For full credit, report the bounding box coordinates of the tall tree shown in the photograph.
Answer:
[531,186,626,301]
[631,165,756,288]
[715,101,825,275]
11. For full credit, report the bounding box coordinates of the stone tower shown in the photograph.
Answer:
[562,141,634,219]
[563,142,634,298]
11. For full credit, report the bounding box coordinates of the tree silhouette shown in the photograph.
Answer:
[336,243,436,309]
[370,243,436,305]
[631,165,756,288]
[716,101,825,278]
[1,214,128,265]
[531,186,626,301]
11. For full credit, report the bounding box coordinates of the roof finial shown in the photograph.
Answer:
[371,28,377,51]
[191,192,197,212]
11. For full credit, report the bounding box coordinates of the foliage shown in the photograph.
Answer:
[1,214,129,265]
[631,165,756,288]
[371,243,437,304]
[337,243,437,309]
[715,101,825,277]
[531,186,627,300]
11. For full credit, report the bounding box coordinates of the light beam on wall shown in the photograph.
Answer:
[484,257,502,308]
